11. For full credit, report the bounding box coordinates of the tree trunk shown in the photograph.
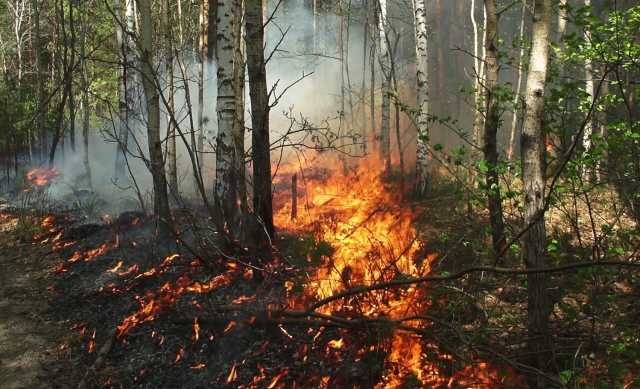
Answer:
[138,0,172,234]
[361,0,368,154]
[520,0,552,384]
[507,0,527,161]
[207,0,217,61]
[482,0,506,256]
[32,0,46,161]
[80,0,92,187]
[434,0,444,113]
[377,0,391,173]
[368,0,376,155]
[582,0,596,179]
[233,0,247,212]
[214,0,245,241]
[197,0,209,191]
[246,0,274,243]
[163,0,178,196]
[67,0,76,153]
[114,0,135,182]
[471,0,486,148]
[412,0,429,196]
[49,0,70,167]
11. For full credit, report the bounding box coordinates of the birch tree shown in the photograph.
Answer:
[412,0,429,195]
[582,0,596,178]
[214,0,245,240]
[377,0,390,172]
[520,0,552,382]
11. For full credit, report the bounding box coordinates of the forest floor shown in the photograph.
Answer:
[0,182,638,387]
[0,211,76,389]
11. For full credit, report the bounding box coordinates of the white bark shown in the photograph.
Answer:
[558,0,568,39]
[378,0,391,172]
[582,0,595,170]
[471,0,486,147]
[214,0,245,236]
[412,0,429,195]
[521,0,552,380]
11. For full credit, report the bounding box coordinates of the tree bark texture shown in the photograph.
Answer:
[412,0,429,195]
[520,0,552,384]
[482,0,506,256]
[246,0,275,241]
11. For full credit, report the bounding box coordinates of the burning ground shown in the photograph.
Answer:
[2,162,636,388]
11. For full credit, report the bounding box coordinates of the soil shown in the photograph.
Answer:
[0,214,72,389]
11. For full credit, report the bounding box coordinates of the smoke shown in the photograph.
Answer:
[41,1,390,212]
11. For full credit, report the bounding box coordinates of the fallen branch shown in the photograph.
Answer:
[307,260,640,312]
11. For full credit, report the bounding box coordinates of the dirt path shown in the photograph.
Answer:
[0,216,67,389]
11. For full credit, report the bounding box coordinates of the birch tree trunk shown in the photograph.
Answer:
[246,0,274,243]
[472,0,486,148]
[138,0,172,233]
[482,0,506,256]
[582,0,596,179]
[377,0,391,173]
[520,0,552,383]
[412,0,429,195]
[214,0,245,240]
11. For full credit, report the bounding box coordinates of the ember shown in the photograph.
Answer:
[116,270,236,338]
[26,167,60,187]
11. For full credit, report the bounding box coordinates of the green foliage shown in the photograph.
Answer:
[279,233,334,268]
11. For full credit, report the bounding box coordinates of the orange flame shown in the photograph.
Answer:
[227,363,238,384]
[116,270,235,339]
[273,154,514,387]
[26,168,60,187]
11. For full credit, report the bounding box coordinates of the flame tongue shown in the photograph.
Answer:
[273,156,506,387]
[275,157,437,386]
[26,168,60,187]
[275,157,430,316]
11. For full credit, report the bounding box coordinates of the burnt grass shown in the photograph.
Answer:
[41,212,394,388]
[4,186,639,388]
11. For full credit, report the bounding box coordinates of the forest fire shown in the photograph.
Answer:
[116,269,236,339]
[26,167,60,187]
[274,157,511,387]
